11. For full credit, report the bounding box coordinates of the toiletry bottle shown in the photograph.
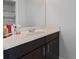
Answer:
[16,24,21,34]
[6,24,12,34]
[3,26,8,37]
[12,24,16,35]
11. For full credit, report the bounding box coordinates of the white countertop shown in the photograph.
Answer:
[3,27,60,50]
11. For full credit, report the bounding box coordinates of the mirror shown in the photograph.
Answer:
[3,0,16,25]
[4,0,46,28]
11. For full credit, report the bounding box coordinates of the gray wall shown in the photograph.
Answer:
[16,0,45,27]
[46,0,76,59]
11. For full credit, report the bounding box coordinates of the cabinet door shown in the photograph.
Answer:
[46,38,59,59]
[19,46,45,59]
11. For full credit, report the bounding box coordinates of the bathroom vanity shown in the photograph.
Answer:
[3,0,59,59]
[4,28,60,59]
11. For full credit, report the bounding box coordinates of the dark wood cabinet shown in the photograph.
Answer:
[4,32,59,59]
[45,32,59,59]
[46,38,59,59]
[20,46,45,59]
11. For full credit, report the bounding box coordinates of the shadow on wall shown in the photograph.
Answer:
[59,32,68,59]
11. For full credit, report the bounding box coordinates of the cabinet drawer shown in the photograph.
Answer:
[5,37,45,59]
[20,46,44,59]
[45,32,59,43]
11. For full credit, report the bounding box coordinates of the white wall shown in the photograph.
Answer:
[16,0,45,27]
[46,0,76,59]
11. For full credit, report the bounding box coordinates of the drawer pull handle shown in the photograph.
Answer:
[43,47,45,56]
[47,45,50,53]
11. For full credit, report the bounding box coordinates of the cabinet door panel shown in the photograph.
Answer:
[46,38,59,59]
[19,46,45,59]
